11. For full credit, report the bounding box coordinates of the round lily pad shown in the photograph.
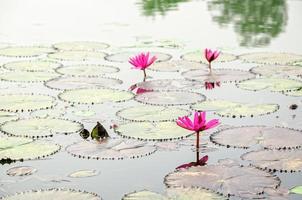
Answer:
[48,51,107,61]
[6,166,37,176]
[45,76,122,90]
[134,91,206,106]
[149,60,207,72]
[59,88,133,104]
[0,137,61,163]
[55,64,119,77]
[164,164,280,199]
[68,169,99,178]
[181,50,237,64]
[242,149,302,172]
[134,79,203,91]
[290,186,302,195]
[72,110,96,117]
[211,126,302,149]
[30,109,65,118]
[66,139,156,160]
[2,60,62,72]
[250,65,302,78]
[237,78,302,92]
[182,69,255,83]
[116,105,190,122]
[0,118,83,138]
[105,51,172,63]
[283,89,302,97]
[191,100,279,118]
[0,46,56,57]
[0,94,56,112]
[240,52,302,65]
[115,122,193,141]
[0,111,18,124]
[54,41,109,51]
[0,188,102,200]
[0,71,59,83]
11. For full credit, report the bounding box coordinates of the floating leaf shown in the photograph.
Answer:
[240,52,302,65]
[165,164,280,199]
[68,169,99,178]
[45,76,122,90]
[59,88,133,104]
[30,109,65,118]
[55,64,119,77]
[66,139,156,160]
[53,41,109,51]
[181,50,237,64]
[73,110,96,117]
[149,60,207,72]
[134,79,203,91]
[115,122,193,141]
[6,166,37,176]
[241,149,302,172]
[290,186,302,195]
[250,65,302,78]
[3,60,61,72]
[134,91,206,106]
[105,51,171,63]
[116,105,190,122]
[0,94,55,112]
[283,89,302,97]
[48,50,107,61]
[0,71,59,83]
[0,111,18,124]
[191,100,278,118]
[0,118,83,138]
[211,126,302,149]
[0,46,55,57]
[0,188,102,200]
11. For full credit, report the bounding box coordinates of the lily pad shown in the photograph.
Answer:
[0,71,59,83]
[0,111,19,124]
[6,166,37,176]
[134,91,206,106]
[149,60,207,72]
[55,64,119,77]
[59,88,133,104]
[105,51,172,63]
[66,139,156,160]
[290,186,302,195]
[250,65,302,78]
[54,41,109,51]
[182,69,255,83]
[30,109,65,118]
[134,79,203,91]
[0,137,60,163]
[237,78,302,92]
[283,89,302,97]
[0,118,83,138]
[191,100,279,118]
[116,105,190,122]
[72,110,96,117]
[242,149,302,172]
[164,164,280,199]
[0,94,56,112]
[181,50,237,64]
[2,60,62,72]
[115,122,193,141]
[68,169,99,178]
[45,76,122,90]
[240,52,302,65]
[0,188,102,200]
[211,126,302,149]
[0,46,55,57]
[48,51,107,61]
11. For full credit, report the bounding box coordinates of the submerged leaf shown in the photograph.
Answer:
[68,169,99,178]
[6,166,37,176]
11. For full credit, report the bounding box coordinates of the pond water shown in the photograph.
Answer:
[0,0,302,199]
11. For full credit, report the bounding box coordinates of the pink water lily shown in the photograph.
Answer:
[205,81,221,90]
[204,48,220,73]
[129,52,157,81]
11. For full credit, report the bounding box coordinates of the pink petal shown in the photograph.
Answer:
[176,119,194,131]
[176,162,195,170]
[204,119,219,130]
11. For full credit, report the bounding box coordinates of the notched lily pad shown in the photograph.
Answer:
[134,79,203,91]
[68,169,99,178]
[181,50,237,64]
[115,122,193,141]
[6,166,37,176]
[0,71,59,83]
[59,88,133,104]
[0,111,19,124]
[54,41,109,51]
[55,64,119,77]
[149,60,207,72]
[135,91,206,106]
[0,46,56,57]
[105,51,172,63]
[116,105,190,122]
[250,65,302,78]
[2,60,62,72]
[48,51,107,61]
[0,118,83,138]
[240,52,302,65]
[66,139,156,160]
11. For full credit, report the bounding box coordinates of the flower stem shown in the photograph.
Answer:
[196,131,200,163]
[209,62,212,74]
[143,69,147,82]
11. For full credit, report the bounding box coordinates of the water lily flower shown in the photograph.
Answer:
[129,52,157,81]
[204,48,220,73]
[205,81,221,90]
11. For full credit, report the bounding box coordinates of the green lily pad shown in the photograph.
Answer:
[115,122,193,141]
[55,64,119,77]
[53,41,109,51]
[0,71,59,83]
[134,91,206,106]
[0,188,102,200]
[181,50,237,64]
[0,46,56,57]
[250,65,302,78]
[72,110,96,117]
[0,94,56,112]
[2,60,62,72]
[6,166,37,176]
[191,100,278,118]
[0,111,19,124]
[290,186,302,195]
[134,79,203,91]
[59,88,133,104]
[48,51,107,61]
[149,60,207,72]
[105,51,172,63]
[0,137,60,163]
[45,76,122,90]
[283,89,302,97]
[116,105,190,122]
[237,78,302,92]
[30,109,65,118]
[68,169,99,178]
[0,118,83,138]
[240,52,302,65]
